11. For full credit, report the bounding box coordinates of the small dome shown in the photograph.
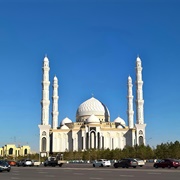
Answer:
[86,114,100,124]
[54,76,58,81]
[44,56,49,62]
[136,56,141,62]
[60,124,69,130]
[61,117,72,126]
[128,76,132,82]
[114,116,126,126]
[117,125,123,129]
[136,56,142,67]
[76,97,110,122]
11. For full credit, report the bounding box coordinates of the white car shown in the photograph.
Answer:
[93,159,111,167]
[133,158,145,167]
[23,159,33,167]
[32,160,41,167]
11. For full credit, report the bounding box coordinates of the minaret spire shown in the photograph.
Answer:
[127,76,134,128]
[41,56,50,125]
[135,56,144,124]
[52,75,59,129]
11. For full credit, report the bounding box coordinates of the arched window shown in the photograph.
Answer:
[9,148,13,155]
[139,130,143,135]
[42,137,46,152]
[42,131,46,136]
[24,149,27,155]
[90,131,96,149]
[139,136,144,145]
[102,136,104,149]
[86,132,89,149]
[97,132,100,149]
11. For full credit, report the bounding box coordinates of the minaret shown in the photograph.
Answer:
[135,56,144,124]
[52,76,59,129]
[135,56,146,146]
[127,76,134,129]
[41,56,50,125]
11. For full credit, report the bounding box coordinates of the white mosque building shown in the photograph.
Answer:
[38,56,146,156]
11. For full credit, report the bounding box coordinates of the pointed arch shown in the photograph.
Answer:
[42,137,47,152]
[139,136,144,145]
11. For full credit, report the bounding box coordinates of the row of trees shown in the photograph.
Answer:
[2,141,180,161]
[62,141,180,161]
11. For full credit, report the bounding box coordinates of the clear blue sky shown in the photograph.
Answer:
[0,0,179,152]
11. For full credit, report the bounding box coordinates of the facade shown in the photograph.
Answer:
[38,56,146,156]
[0,144,31,157]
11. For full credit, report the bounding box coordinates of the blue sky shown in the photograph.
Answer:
[0,0,179,152]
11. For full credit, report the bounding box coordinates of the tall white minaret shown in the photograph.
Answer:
[52,76,59,129]
[41,56,50,125]
[127,76,134,129]
[135,56,144,124]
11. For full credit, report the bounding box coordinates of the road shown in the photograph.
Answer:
[0,163,180,180]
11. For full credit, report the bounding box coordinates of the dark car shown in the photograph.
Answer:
[44,157,58,167]
[114,158,138,168]
[153,158,180,169]
[0,160,11,172]
[16,159,24,167]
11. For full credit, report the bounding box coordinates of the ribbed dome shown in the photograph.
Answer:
[86,114,100,124]
[114,116,126,126]
[76,97,110,122]
[60,117,72,126]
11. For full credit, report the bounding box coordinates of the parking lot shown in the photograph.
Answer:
[0,163,180,180]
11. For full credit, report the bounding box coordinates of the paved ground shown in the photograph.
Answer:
[0,163,180,180]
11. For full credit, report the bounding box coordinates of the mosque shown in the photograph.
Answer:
[38,56,146,156]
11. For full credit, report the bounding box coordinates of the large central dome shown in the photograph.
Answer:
[76,97,110,122]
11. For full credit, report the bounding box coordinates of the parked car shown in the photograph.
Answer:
[133,158,145,167]
[93,159,111,167]
[24,159,33,166]
[0,160,11,172]
[7,160,17,166]
[32,160,41,167]
[153,158,180,169]
[44,157,58,167]
[16,160,24,167]
[16,159,33,167]
[114,158,138,168]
